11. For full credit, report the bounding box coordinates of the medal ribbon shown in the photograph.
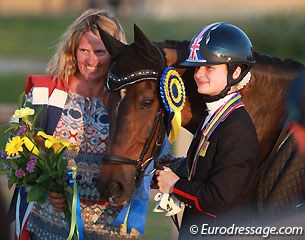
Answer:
[189,93,244,179]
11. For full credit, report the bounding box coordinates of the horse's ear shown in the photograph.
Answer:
[133,24,160,63]
[96,24,126,59]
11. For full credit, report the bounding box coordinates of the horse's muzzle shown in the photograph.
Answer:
[97,161,137,205]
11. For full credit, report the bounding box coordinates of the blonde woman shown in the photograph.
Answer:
[11,9,139,239]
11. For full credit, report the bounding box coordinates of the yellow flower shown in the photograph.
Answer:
[22,136,39,156]
[12,107,35,120]
[37,131,72,154]
[5,136,24,156]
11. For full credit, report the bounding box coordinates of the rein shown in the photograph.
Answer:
[102,106,164,181]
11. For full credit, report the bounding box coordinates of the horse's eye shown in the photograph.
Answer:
[140,99,154,109]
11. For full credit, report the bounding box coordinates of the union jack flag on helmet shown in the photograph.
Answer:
[182,23,221,65]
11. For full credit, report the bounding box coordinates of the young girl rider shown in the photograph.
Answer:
[156,22,259,239]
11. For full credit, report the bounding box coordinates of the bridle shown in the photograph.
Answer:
[101,105,165,183]
[101,43,168,183]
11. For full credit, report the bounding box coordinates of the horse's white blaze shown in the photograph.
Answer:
[115,88,127,115]
[120,88,127,98]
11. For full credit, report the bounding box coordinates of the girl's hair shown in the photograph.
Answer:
[46,9,126,84]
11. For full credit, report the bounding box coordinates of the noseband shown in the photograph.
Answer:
[102,106,164,182]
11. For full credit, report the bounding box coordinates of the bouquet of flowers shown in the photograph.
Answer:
[0,95,82,239]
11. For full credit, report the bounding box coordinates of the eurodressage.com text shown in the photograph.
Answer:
[189,224,304,238]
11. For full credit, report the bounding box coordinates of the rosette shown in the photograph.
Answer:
[160,67,186,144]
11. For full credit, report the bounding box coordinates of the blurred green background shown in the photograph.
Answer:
[0,13,305,105]
[1,14,305,61]
[0,1,305,239]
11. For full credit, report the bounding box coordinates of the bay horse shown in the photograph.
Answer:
[97,24,305,220]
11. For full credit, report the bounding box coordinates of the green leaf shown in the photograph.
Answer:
[24,101,33,109]
[4,123,20,133]
[27,184,48,203]
[56,157,68,171]
[53,148,65,161]
[36,155,47,171]
[8,176,17,189]
[17,92,26,108]
[0,169,12,174]
[36,172,52,183]
[29,105,44,128]
[37,194,47,204]
[9,161,20,169]
[0,159,4,165]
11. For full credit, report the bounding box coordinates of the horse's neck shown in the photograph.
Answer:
[242,52,304,164]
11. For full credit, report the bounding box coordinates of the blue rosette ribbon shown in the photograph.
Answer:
[114,160,154,235]
[114,136,171,235]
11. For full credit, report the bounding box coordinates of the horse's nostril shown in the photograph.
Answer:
[110,180,124,197]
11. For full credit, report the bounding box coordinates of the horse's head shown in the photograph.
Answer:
[97,25,185,205]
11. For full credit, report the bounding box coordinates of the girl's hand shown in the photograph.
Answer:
[155,166,179,194]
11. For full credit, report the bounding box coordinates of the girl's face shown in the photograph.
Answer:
[194,64,228,96]
[76,31,112,82]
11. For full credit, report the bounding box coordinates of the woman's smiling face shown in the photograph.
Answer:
[76,31,112,82]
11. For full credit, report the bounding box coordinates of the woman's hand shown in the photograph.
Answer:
[48,159,76,211]
[48,191,67,211]
[67,159,76,170]
[155,166,180,194]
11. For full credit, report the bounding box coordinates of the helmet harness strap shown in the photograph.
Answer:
[201,63,251,102]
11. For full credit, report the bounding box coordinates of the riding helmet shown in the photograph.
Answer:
[181,22,255,67]
[181,22,255,101]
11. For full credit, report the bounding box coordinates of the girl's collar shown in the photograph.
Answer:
[206,92,239,114]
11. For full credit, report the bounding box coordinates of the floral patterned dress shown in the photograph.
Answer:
[26,90,139,239]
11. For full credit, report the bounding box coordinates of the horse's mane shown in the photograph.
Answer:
[251,52,304,79]
[251,53,305,218]
[243,52,304,164]
[155,39,190,49]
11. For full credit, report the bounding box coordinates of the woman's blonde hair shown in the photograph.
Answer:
[46,9,126,83]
